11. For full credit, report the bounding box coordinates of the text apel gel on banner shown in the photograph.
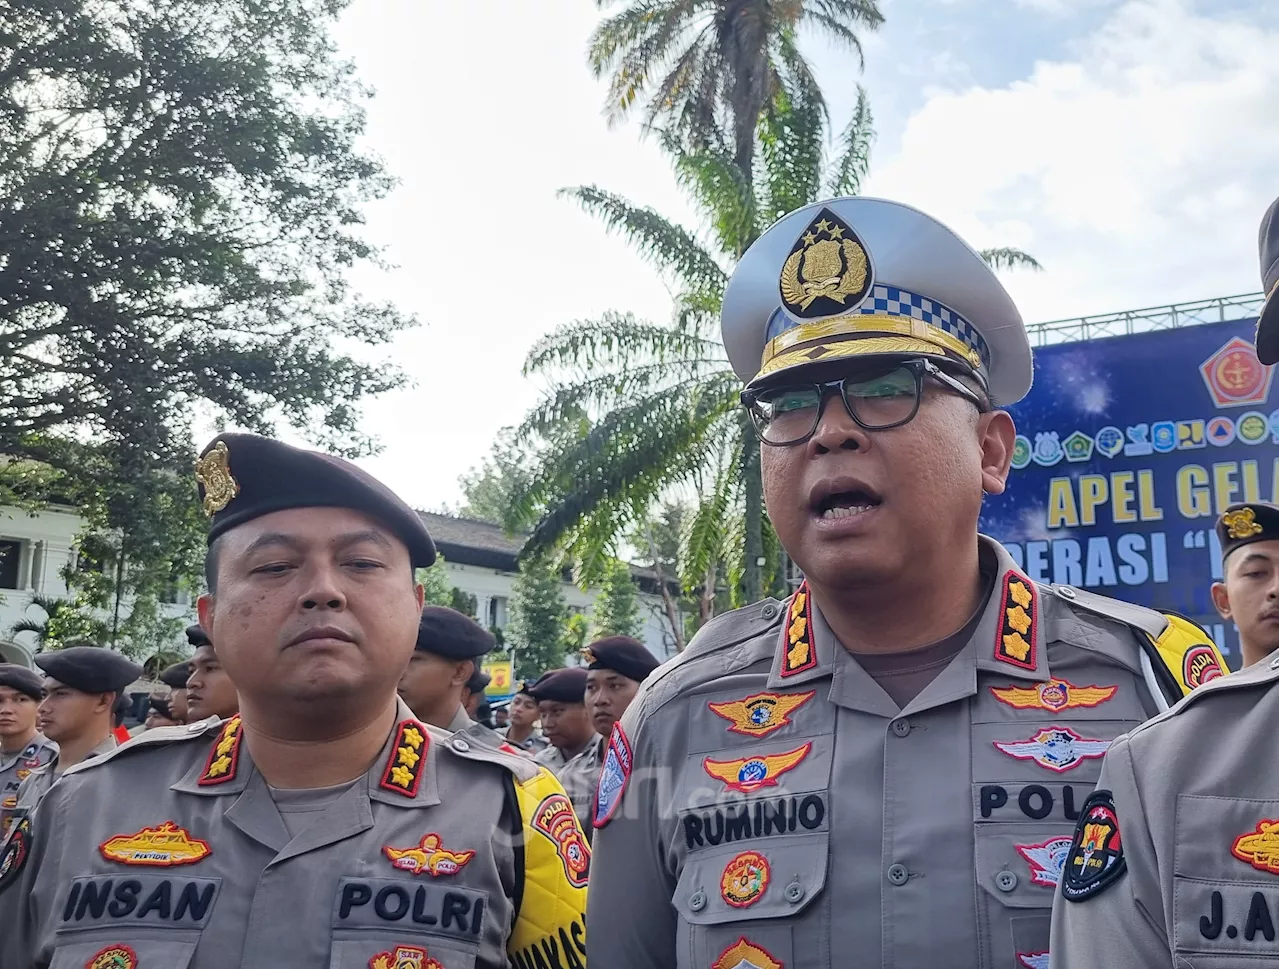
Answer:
[981,319,1278,669]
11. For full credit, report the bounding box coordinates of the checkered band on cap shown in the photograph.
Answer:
[765,285,991,369]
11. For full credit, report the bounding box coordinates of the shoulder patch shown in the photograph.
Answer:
[995,571,1038,670]
[379,720,428,797]
[198,715,243,786]
[1182,643,1224,690]
[0,814,30,893]
[1061,790,1127,902]
[62,718,221,778]
[593,722,632,829]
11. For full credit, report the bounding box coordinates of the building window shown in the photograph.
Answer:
[0,541,20,590]
[488,596,508,629]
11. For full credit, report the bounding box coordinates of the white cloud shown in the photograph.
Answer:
[863,0,1279,325]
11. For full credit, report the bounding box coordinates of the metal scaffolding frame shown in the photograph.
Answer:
[1026,292,1266,347]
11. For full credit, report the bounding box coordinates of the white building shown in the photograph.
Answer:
[0,504,683,667]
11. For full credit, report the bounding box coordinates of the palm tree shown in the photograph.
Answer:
[510,86,1039,624]
[8,593,107,652]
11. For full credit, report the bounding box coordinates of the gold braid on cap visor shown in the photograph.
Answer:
[758,314,985,379]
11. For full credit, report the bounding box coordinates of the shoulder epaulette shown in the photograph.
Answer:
[62,716,225,779]
[1126,652,1277,739]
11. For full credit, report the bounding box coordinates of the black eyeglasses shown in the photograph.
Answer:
[740,358,988,446]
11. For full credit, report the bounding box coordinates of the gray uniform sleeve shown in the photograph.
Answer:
[586,694,677,968]
[0,782,59,969]
[1049,736,1170,969]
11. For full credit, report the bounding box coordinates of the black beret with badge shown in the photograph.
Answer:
[465,668,492,695]
[582,636,660,684]
[159,661,191,689]
[0,664,44,701]
[527,667,588,705]
[1217,502,1278,562]
[194,432,436,568]
[1256,199,1277,365]
[415,606,496,660]
[35,646,143,695]
[721,197,1033,406]
[185,624,211,649]
[148,696,175,719]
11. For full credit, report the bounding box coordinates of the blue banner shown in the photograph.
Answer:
[980,319,1278,669]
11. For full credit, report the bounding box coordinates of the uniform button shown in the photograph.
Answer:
[451,738,470,752]
[891,719,911,738]
[886,864,909,886]
[1055,585,1077,601]
[761,602,779,620]
[689,890,706,912]
[783,881,805,903]
[187,721,206,733]
[995,870,1018,892]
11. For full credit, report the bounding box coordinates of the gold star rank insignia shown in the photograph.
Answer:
[778,207,874,318]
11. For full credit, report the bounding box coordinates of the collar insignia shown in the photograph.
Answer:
[993,726,1110,773]
[990,678,1116,712]
[1231,819,1279,875]
[198,716,242,786]
[368,945,443,969]
[382,833,474,877]
[703,742,812,795]
[1014,835,1073,888]
[87,946,138,969]
[712,937,783,969]
[779,584,817,677]
[532,792,591,888]
[1222,506,1264,540]
[708,690,815,738]
[99,821,211,867]
[779,207,873,318]
[995,571,1038,670]
[194,441,239,516]
[379,720,428,798]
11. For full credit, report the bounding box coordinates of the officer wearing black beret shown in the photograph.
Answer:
[501,679,549,753]
[186,623,211,649]
[4,646,143,823]
[462,668,492,721]
[158,660,191,723]
[0,432,589,969]
[530,667,595,800]
[1256,199,1277,365]
[397,606,496,730]
[1212,502,1278,669]
[0,665,56,831]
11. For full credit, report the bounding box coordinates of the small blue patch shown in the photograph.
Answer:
[738,760,768,785]
[593,723,633,829]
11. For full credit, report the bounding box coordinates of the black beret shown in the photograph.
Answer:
[1217,503,1278,563]
[159,662,191,689]
[148,696,174,719]
[514,678,537,698]
[465,668,491,694]
[582,636,660,683]
[415,607,496,660]
[1257,199,1278,365]
[35,646,143,695]
[528,667,588,705]
[195,433,436,568]
[186,624,211,649]
[0,664,44,700]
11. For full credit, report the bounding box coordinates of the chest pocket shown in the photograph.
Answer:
[329,876,483,969]
[672,832,827,969]
[51,939,196,968]
[975,823,1065,969]
[1173,795,1279,968]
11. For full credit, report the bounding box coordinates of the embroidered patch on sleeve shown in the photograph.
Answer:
[1231,819,1279,875]
[382,833,474,876]
[532,792,591,888]
[379,720,428,798]
[1017,953,1049,969]
[779,583,817,677]
[712,938,783,969]
[99,821,211,866]
[197,715,242,786]
[0,815,30,893]
[989,678,1116,712]
[703,742,812,794]
[593,721,632,829]
[720,850,771,908]
[86,945,138,969]
[1183,645,1224,690]
[708,690,815,738]
[995,571,1038,670]
[1061,789,1127,902]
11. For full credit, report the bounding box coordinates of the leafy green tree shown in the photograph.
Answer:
[510,87,1039,616]
[417,555,455,608]
[591,559,642,639]
[8,593,108,652]
[506,559,569,680]
[0,0,415,637]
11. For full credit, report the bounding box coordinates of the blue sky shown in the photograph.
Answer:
[315,0,1278,512]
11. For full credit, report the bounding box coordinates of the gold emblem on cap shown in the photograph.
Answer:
[580,648,597,664]
[194,441,239,516]
[779,207,872,318]
[1222,507,1264,540]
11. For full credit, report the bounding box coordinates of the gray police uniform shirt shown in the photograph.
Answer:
[500,726,549,753]
[12,734,119,818]
[0,733,56,826]
[588,538,1188,969]
[560,737,606,841]
[1050,650,1279,969]
[0,700,563,969]
[534,738,593,775]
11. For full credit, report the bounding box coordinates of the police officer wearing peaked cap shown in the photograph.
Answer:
[0,433,590,969]
[1050,502,1278,968]
[0,665,56,833]
[587,197,1229,969]
[5,646,144,825]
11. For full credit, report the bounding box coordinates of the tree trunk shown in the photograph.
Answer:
[742,441,763,604]
[644,525,686,652]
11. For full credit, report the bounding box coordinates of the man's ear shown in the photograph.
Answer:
[1210,581,1233,621]
[979,410,1017,496]
[197,593,214,631]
